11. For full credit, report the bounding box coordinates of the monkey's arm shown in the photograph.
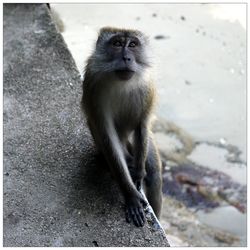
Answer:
[133,119,149,190]
[89,118,147,227]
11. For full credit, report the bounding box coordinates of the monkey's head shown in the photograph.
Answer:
[90,27,150,81]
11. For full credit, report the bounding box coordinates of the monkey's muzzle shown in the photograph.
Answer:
[115,69,135,81]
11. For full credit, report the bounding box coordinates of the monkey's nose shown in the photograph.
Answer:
[123,56,131,62]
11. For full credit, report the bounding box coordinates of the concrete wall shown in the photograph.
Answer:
[3,4,169,247]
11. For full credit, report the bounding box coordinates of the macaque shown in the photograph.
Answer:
[81,27,162,227]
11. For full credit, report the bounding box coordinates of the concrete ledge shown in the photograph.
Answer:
[3,3,169,247]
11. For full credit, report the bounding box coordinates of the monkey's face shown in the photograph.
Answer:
[106,34,142,80]
[94,28,150,81]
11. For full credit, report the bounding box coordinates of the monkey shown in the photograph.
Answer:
[81,27,162,227]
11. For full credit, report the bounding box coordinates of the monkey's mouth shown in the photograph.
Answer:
[115,69,135,81]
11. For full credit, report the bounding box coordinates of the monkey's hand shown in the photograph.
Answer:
[125,192,147,227]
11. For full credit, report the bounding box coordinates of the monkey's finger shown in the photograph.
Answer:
[138,207,146,223]
[138,208,146,226]
[130,208,140,227]
[125,209,131,223]
[134,208,144,227]
[136,208,145,227]
[133,216,140,227]
[131,213,140,227]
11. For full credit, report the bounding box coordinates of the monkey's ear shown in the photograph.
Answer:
[96,35,102,47]
[95,27,112,47]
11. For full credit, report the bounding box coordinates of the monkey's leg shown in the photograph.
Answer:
[125,141,144,190]
[124,141,134,170]
[144,137,162,219]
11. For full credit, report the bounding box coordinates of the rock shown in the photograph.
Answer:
[214,232,239,244]
[152,117,194,164]
[161,196,243,247]
[162,163,246,212]
[154,35,168,40]
[185,80,192,85]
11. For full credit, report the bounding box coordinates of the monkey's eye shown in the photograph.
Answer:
[113,40,122,47]
[128,42,137,47]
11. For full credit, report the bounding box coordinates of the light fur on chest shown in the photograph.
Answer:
[100,76,145,118]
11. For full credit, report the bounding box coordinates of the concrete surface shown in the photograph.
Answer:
[3,4,169,247]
